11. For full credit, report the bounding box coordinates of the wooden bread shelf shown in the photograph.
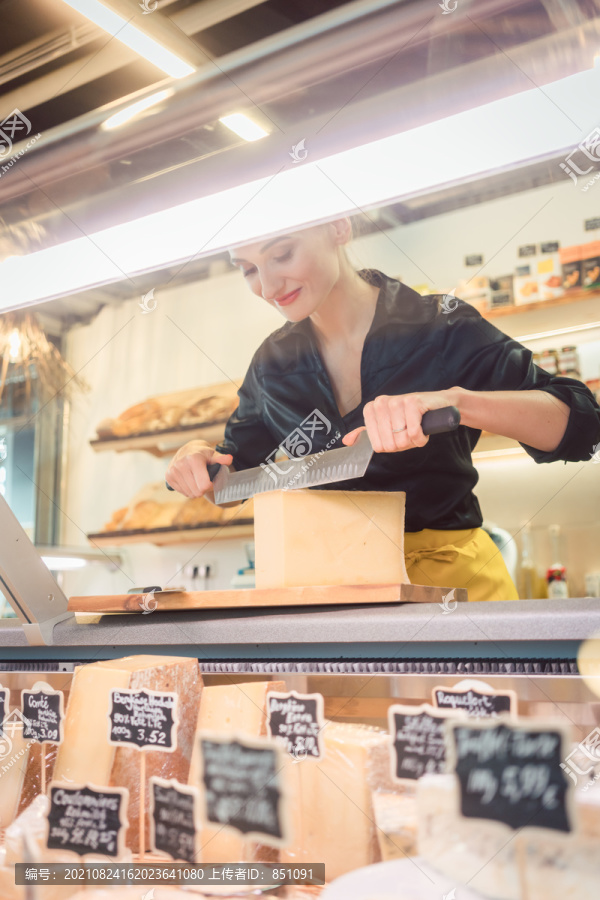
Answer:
[68,582,468,613]
[484,287,600,319]
[90,420,228,457]
[88,520,254,547]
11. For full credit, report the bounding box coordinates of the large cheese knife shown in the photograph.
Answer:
[166,406,460,505]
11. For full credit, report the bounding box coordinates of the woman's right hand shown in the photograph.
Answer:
[165,440,233,498]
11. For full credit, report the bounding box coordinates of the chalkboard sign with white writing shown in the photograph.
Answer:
[0,686,8,737]
[267,691,324,760]
[446,718,574,832]
[518,244,537,257]
[198,732,290,847]
[465,254,484,266]
[22,683,64,745]
[46,783,129,858]
[388,703,464,782]
[150,777,200,863]
[108,689,178,751]
[432,680,517,719]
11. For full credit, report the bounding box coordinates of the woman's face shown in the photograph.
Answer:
[228,223,346,322]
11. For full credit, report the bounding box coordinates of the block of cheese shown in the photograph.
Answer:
[372,790,418,861]
[53,655,202,853]
[17,741,58,817]
[0,716,32,829]
[254,489,409,589]
[280,721,396,880]
[517,830,600,900]
[189,680,285,864]
[417,773,520,900]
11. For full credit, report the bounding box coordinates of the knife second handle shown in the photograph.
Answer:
[165,461,222,492]
[421,406,461,435]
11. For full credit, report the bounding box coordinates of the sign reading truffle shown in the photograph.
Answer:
[46,783,129,858]
[432,680,517,719]
[21,682,64,744]
[150,777,201,863]
[388,703,463,782]
[266,691,324,760]
[197,732,290,847]
[446,717,574,832]
[108,689,178,751]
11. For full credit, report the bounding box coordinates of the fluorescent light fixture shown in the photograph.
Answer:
[60,0,194,78]
[219,113,269,142]
[42,556,87,570]
[102,89,172,130]
[515,321,600,342]
[3,66,599,308]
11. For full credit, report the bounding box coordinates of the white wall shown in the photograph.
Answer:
[60,178,600,600]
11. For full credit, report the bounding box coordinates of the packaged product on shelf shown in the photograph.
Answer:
[52,655,202,854]
[559,245,584,292]
[454,276,491,313]
[581,240,600,289]
[536,349,559,376]
[557,346,581,378]
[513,263,541,304]
[536,250,563,300]
[489,275,514,309]
[585,377,600,403]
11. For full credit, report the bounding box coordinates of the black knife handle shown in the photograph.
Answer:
[421,406,461,435]
[165,462,222,492]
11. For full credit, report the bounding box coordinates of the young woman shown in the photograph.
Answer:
[165,219,600,601]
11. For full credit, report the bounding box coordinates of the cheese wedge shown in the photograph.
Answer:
[253,489,409,589]
[0,717,32,829]
[280,721,395,880]
[189,680,285,863]
[372,790,418,861]
[52,655,202,853]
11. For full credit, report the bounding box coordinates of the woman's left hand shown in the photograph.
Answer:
[342,389,460,452]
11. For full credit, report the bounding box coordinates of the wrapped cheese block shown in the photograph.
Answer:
[372,790,418,861]
[16,741,58,817]
[53,655,202,853]
[517,830,600,900]
[254,489,409,589]
[280,722,396,880]
[189,680,285,863]
[0,717,33,829]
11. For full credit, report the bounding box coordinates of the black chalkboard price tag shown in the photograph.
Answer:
[446,717,575,832]
[388,703,464,783]
[46,782,129,858]
[21,682,64,745]
[432,679,517,719]
[149,777,201,863]
[197,731,290,847]
[266,690,324,760]
[465,254,484,266]
[108,688,178,751]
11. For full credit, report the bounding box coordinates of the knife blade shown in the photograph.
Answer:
[202,405,460,505]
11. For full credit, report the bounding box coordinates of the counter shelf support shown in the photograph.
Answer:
[0,495,72,646]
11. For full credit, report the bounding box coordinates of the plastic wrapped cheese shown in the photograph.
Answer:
[52,655,202,854]
[280,722,397,881]
[372,791,418,861]
[254,489,409,589]
[0,717,32,829]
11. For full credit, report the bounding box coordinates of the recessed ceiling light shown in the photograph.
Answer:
[60,0,194,78]
[219,113,269,142]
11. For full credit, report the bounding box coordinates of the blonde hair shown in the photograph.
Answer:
[346,213,382,287]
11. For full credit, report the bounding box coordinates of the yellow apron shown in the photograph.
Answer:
[404,528,519,603]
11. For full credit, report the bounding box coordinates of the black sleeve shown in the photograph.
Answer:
[440,302,600,464]
[214,360,276,471]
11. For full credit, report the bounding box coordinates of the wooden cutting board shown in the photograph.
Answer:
[68,583,467,613]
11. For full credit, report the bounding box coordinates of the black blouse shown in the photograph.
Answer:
[216,271,600,532]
